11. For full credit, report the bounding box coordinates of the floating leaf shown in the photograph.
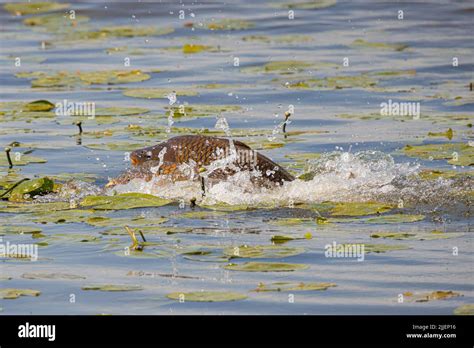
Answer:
[281,75,377,90]
[362,243,411,253]
[269,218,312,226]
[87,215,168,227]
[165,104,241,118]
[22,272,85,280]
[0,201,71,214]
[8,177,54,202]
[32,209,95,224]
[242,60,336,75]
[371,230,463,241]
[4,2,69,15]
[331,214,425,224]
[0,288,41,299]
[23,100,55,112]
[403,143,473,166]
[0,225,42,235]
[167,291,247,302]
[270,235,295,244]
[224,262,309,272]
[123,88,199,99]
[72,26,174,40]
[223,245,305,259]
[352,39,408,51]
[404,290,462,302]
[206,19,254,30]
[177,210,228,219]
[23,13,89,31]
[82,284,143,292]
[330,202,394,216]
[428,128,454,140]
[182,247,229,263]
[80,193,172,210]
[277,0,337,10]
[254,282,336,292]
[0,154,47,167]
[453,304,474,315]
[182,44,216,54]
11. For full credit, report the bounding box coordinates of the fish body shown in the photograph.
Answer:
[108,135,294,187]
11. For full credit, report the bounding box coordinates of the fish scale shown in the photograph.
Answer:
[108,135,295,187]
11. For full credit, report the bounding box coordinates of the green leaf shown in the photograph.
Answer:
[0,225,42,236]
[254,282,336,292]
[276,0,337,10]
[80,193,172,210]
[123,88,199,99]
[0,154,47,167]
[330,202,395,216]
[4,2,69,15]
[224,262,309,272]
[22,272,85,280]
[206,19,254,30]
[223,245,305,259]
[370,231,463,241]
[8,177,54,202]
[82,284,143,291]
[0,288,41,299]
[23,100,55,112]
[403,143,473,166]
[403,290,462,303]
[352,39,408,51]
[453,304,474,315]
[167,291,247,302]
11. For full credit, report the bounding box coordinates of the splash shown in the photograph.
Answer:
[105,150,473,212]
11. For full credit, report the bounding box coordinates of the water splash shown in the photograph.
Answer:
[105,150,473,212]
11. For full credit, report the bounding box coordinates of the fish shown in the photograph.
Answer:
[107,135,295,188]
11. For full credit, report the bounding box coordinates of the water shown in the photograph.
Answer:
[0,0,472,314]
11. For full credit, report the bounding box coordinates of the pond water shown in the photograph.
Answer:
[0,0,472,314]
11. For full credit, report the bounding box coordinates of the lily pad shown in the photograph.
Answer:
[331,214,425,224]
[281,75,377,90]
[165,104,241,118]
[87,216,168,227]
[254,281,336,292]
[277,0,337,9]
[23,100,55,112]
[8,177,54,202]
[182,44,217,54]
[403,143,473,166]
[23,13,89,31]
[4,2,69,15]
[223,245,305,259]
[330,202,394,216]
[428,128,454,140]
[82,284,143,292]
[242,60,336,75]
[370,230,463,241]
[403,290,462,302]
[22,272,85,280]
[352,39,408,51]
[0,225,42,235]
[72,26,174,40]
[224,261,309,272]
[206,19,254,30]
[362,244,411,253]
[0,154,47,167]
[0,288,41,299]
[32,209,95,224]
[123,88,199,99]
[182,247,229,263]
[270,218,313,226]
[80,193,172,210]
[167,291,247,302]
[453,304,474,315]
